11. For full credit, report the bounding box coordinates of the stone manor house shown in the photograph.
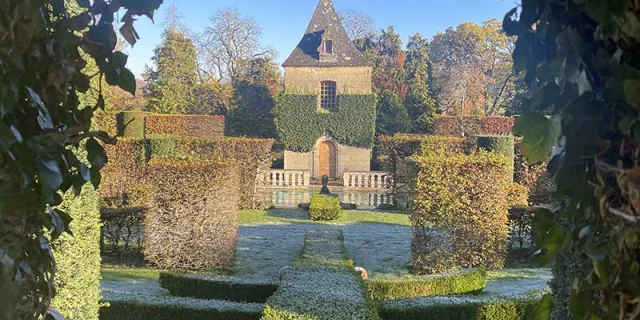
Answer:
[281,0,374,181]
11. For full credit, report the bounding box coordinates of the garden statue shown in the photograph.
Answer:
[320,175,331,195]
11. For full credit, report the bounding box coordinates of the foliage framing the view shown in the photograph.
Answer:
[0,1,162,319]
[504,0,640,319]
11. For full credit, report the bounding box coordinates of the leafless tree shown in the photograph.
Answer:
[198,7,274,83]
[162,2,187,33]
[339,9,375,40]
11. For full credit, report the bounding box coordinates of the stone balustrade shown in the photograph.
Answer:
[343,171,392,189]
[265,170,311,188]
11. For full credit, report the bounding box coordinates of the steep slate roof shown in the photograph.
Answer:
[283,0,371,68]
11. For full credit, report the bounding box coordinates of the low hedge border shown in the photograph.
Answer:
[309,194,341,221]
[366,268,487,300]
[99,291,263,320]
[379,294,540,320]
[159,273,278,303]
[262,229,379,320]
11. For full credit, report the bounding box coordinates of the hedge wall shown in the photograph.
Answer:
[93,111,118,136]
[145,114,225,138]
[117,111,147,139]
[263,229,379,320]
[145,136,274,209]
[477,135,515,181]
[100,139,146,202]
[51,185,102,320]
[94,112,226,139]
[379,296,539,320]
[431,116,515,137]
[274,94,376,152]
[159,273,278,303]
[144,159,240,270]
[100,292,263,320]
[366,268,486,300]
[411,151,511,274]
[420,135,473,155]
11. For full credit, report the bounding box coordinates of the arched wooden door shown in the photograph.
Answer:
[318,141,337,179]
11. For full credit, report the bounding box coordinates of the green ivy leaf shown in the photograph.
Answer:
[86,138,106,170]
[532,208,564,266]
[39,158,63,190]
[117,68,136,96]
[528,293,552,320]
[111,51,128,68]
[513,113,561,165]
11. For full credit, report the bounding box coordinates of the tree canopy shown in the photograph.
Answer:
[143,29,199,114]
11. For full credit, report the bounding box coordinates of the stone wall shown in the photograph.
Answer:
[284,67,372,94]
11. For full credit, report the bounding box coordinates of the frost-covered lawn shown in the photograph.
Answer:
[102,209,550,300]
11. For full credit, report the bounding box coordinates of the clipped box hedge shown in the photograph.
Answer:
[159,273,278,303]
[379,295,539,320]
[309,194,341,221]
[144,159,240,270]
[99,292,263,320]
[263,230,379,320]
[366,268,487,300]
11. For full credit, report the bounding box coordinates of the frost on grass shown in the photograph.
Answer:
[102,291,263,312]
[341,224,412,277]
[101,279,168,296]
[235,223,413,279]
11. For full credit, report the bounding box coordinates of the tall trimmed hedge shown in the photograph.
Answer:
[145,136,274,209]
[476,135,515,181]
[144,159,240,270]
[145,114,225,138]
[431,116,514,136]
[420,135,473,155]
[411,151,511,274]
[117,111,147,139]
[274,94,376,152]
[51,185,102,320]
[100,139,146,201]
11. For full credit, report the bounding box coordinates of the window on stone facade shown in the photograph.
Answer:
[320,81,337,111]
[323,40,333,54]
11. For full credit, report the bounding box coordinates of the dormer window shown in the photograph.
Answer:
[320,81,337,111]
[323,40,333,54]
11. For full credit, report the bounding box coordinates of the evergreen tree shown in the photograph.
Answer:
[404,34,437,133]
[226,57,280,138]
[143,29,199,114]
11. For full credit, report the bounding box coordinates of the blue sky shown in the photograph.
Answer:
[125,0,518,77]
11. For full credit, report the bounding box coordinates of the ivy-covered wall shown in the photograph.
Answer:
[274,94,376,152]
